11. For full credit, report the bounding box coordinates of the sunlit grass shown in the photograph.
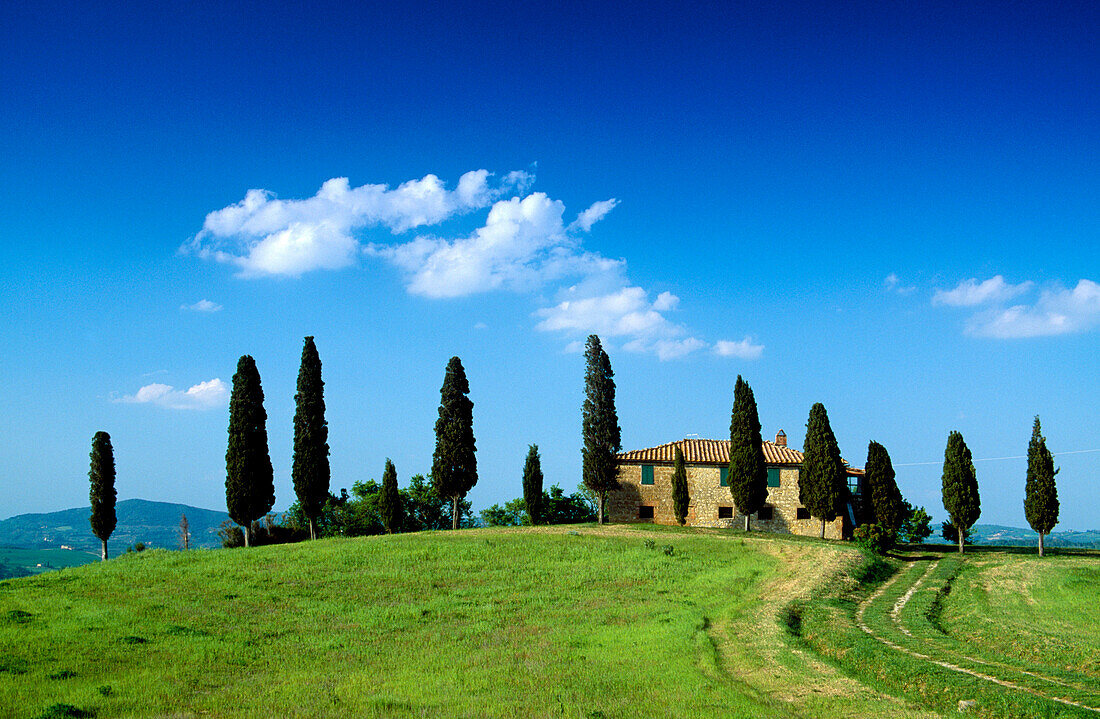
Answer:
[0,527,835,718]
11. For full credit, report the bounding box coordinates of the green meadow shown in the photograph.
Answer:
[0,527,1097,718]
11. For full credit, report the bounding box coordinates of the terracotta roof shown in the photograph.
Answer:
[617,438,865,474]
[617,438,804,465]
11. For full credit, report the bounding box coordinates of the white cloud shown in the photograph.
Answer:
[535,286,708,360]
[884,273,915,295]
[189,169,758,360]
[181,299,222,312]
[568,199,619,232]
[375,192,586,298]
[184,170,533,277]
[713,337,765,360]
[969,279,1100,338]
[932,276,1032,307]
[115,378,229,410]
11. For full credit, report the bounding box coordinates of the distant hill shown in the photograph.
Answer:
[0,499,230,554]
[969,524,1100,548]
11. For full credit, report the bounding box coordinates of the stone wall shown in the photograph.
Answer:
[607,462,844,539]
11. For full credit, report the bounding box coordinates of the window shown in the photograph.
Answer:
[796,507,811,520]
[757,505,774,521]
[641,465,654,485]
[767,467,781,487]
[718,506,733,519]
[639,505,655,519]
[720,466,729,487]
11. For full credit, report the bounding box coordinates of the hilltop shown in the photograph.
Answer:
[1,525,1096,718]
[0,499,229,554]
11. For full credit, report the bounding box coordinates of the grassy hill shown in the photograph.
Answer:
[0,526,1096,718]
[0,499,229,555]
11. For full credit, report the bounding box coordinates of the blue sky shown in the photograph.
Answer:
[2,1,1097,531]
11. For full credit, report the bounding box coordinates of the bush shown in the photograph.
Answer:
[218,515,307,548]
[940,521,973,545]
[897,501,932,544]
[853,522,894,555]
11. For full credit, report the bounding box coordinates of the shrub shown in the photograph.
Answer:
[853,522,894,555]
[940,521,973,545]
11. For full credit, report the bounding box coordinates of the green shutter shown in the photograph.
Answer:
[641,465,654,485]
[767,468,781,487]
[720,466,729,487]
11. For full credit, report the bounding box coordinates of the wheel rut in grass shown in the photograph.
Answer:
[856,556,1100,714]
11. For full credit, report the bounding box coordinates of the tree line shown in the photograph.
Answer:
[221,341,481,544]
[85,334,1061,557]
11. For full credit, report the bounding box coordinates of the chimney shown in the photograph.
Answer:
[775,430,787,447]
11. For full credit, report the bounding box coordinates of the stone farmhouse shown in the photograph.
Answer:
[608,432,864,539]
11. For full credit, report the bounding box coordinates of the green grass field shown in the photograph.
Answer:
[0,526,935,719]
[800,547,1100,718]
[0,527,1096,718]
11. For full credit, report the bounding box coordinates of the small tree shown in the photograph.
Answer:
[178,513,190,550]
[522,444,544,525]
[1024,416,1059,557]
[671,446,689,526]
[581,335,621,524]
[379,459,404,534]
[431,357,478,530]
[799,403,847,538]
[292,336,330,540]
[728,375,768,531]
[225,355,275,548]
[898,501,933,544]
[88,431,117,561]
[864,441,905,535]
[941,430,980,555]
[941,521,972,546]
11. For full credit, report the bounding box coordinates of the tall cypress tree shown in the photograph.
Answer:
[800,403,847,538]
[522,444,544,525]
[225,355,275,547]
[941,430,980,555]
[581,335,621,524]
[1024,416,1059,557]
[292,336,330,540]
[431,356,477,530]
[671,445,690,526]
[379,458,404,534]
[728,375,768,531]
[865,440,905,535]
[88,431,116,561]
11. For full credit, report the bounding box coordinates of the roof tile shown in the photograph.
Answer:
[617,438,804,465]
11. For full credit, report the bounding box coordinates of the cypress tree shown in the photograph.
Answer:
[671,445,689,526]
[941,431,980,555]
[431,356,477,530]
[581,335,621,524]
[379,458,404,534]
[799,403,847,538]
[865,441,905,534]
[292,336,330,540]
[225,355,275,547]
[1024,416,1059,557]
[88,431,117,561]
[728,375,768,531]
[522,444,544,525]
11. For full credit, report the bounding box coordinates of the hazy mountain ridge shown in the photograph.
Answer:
[0,499,229,553]
[968,524,1100,548]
